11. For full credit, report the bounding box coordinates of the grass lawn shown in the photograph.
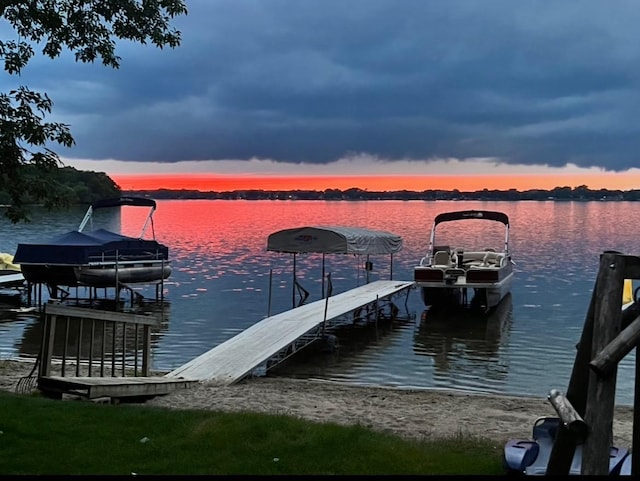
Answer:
[0,390,505,475]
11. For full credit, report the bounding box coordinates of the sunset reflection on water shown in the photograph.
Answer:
[2,199,639,404]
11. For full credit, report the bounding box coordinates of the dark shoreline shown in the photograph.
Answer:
[121,185,640,202]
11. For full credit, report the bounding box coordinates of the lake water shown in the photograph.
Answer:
[1,199,638,406]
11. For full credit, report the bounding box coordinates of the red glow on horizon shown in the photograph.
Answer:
[111,173,640,192]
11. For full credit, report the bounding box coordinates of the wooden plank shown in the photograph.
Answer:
[44,303,160,326]
[43,375,197,386]
[38,376,198,399]
[167,280,414,384]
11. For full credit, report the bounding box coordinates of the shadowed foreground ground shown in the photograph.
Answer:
[1,359,633,447]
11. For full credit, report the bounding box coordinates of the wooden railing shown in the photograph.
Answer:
[38,303,160,379]
[546,251,640,475]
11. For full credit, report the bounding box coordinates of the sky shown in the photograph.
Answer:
[4,0,640,192]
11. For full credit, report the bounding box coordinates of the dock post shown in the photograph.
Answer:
[267,269,273,317]
[321,273,332,336]
[366,254,370,284]
[292,253,296,308]
[115,251,120,311]
[374,294,380,335]
[155,259,163,301]
[322,253,325,298]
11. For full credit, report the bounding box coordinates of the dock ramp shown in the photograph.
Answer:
[166,279,414,385]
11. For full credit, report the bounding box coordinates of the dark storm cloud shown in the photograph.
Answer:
[5,0,640,170]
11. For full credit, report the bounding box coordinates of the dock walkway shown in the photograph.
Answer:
[166,279,414,385]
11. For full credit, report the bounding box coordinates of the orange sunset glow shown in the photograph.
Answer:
[111,173,640,192]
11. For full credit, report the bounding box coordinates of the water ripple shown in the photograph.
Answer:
[1,200,638,405]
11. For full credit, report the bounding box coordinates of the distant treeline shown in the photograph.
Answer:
[5,168,638,205]
[123,185,640,201]
[0,166,121,205]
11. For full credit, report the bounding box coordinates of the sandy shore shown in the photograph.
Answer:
[0,359,634,446]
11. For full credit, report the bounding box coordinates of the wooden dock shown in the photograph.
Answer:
[166,279,415,385]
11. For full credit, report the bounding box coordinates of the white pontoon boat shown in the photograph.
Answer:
[414,210,514,310]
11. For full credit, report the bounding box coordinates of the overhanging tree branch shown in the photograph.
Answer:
[1,0,187,222]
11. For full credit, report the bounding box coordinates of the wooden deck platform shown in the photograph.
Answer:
[166,279,414,385]
[38,375,198,401]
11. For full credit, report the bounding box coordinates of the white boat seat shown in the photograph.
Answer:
[433,250,452,267]
[482,251,505,266]
[460,252,483,262]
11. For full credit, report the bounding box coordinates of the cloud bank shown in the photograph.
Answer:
[4,0,640,173]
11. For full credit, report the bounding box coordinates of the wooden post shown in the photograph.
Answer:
[634,346,640,475]
[89,319,95,377]
[62,316,70,377]
[39,312,56,378]
[111,323,116,376]
[121,322,127,376]
[100,321,106,377]
[547,389,589,441]
[134,323,139,376]
[75,317,83,377]
[589,313,640,378]
[142,325,151,376]
[582,251,624,475]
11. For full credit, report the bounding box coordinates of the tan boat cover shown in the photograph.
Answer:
[0,252,21,271]
[267,226,403,255]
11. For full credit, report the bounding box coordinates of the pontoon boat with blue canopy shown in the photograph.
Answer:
[13,197,171,294]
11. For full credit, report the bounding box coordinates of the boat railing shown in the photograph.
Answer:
[418,256,430,267]
[86,250,168,264]
[37,303,161,380]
